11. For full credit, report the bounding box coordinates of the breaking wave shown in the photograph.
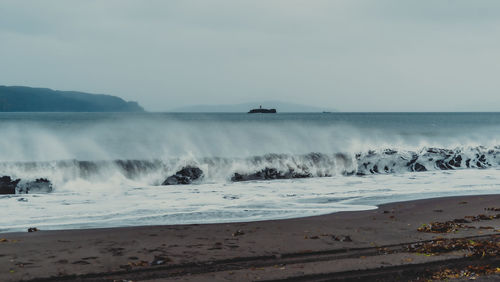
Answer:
[1,146,499,192]
[2,112,500,192]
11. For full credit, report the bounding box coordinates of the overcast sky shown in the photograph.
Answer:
[1,1,500,112]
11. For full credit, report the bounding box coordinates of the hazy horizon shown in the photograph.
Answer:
[2,1,500,112]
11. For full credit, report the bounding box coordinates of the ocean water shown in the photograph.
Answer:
[1,112,500,232]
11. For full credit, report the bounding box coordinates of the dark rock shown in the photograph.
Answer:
[18,178,53,194]
[162,166,203,185]
[479,154,486,162]
[423,148,457,170]
[406,154,418,167]
[448,155,462,168]
[436,160,453,170]
[0,176,20,195]
[476,154,489,168]
[231,167,311,182]
[413,163,427,172]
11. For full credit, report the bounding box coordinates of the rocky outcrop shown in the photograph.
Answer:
[231,167,312,182]
[0,176,20,194]
[355,147,499,175]
[162,166,203,185]
[0,176,53,194]
[17,178,53,194]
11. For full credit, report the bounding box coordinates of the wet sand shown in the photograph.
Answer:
[1,194,499,281]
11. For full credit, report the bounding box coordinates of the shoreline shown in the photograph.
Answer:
[1,194,499,281]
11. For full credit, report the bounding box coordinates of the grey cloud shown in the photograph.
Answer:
[1,0,500,111]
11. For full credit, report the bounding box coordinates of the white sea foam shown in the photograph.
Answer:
[1,113,500,232]
[0,145,499,191]
[1,169,500,233]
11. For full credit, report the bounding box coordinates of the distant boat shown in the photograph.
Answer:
[248,105,277,114]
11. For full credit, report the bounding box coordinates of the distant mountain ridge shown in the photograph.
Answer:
[171,101,336,113]
[0,86,144,112]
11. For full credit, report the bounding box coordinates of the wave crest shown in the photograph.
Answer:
[0,146,499,192]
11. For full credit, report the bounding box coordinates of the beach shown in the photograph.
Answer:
[1,194,499,281]
[2,113,500,281]
[3,1,500,280]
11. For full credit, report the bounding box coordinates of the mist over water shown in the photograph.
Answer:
[2,112,500,162]
[1,112,500,232]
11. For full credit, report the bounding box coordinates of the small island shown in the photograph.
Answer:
[248,105,277,114]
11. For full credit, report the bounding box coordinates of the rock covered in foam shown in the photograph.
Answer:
[231,167,312,182]
[0,176,53,194]
[17,178,53,194]
[355,147,500,175]
[0,176,20,195]
[162,166,203,185]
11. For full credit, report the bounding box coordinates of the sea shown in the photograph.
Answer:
[1,112,500,233]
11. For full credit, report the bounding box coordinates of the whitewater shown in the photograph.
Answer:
[1,112,500,232]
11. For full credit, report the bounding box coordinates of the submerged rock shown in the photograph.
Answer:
[17,178,53,194]
[231,167,312,182]
[0,176,20,195]
[162,166,203,185]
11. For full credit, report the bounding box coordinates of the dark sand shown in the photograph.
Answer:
[1,194,500,281]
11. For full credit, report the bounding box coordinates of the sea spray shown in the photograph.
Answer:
[0,146,499,192]
[2,112,500,231]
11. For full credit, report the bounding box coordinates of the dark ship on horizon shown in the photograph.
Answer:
[248,105,277,114]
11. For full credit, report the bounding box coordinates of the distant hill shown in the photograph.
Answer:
[170,101,336,113]
[0,86,144,112]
